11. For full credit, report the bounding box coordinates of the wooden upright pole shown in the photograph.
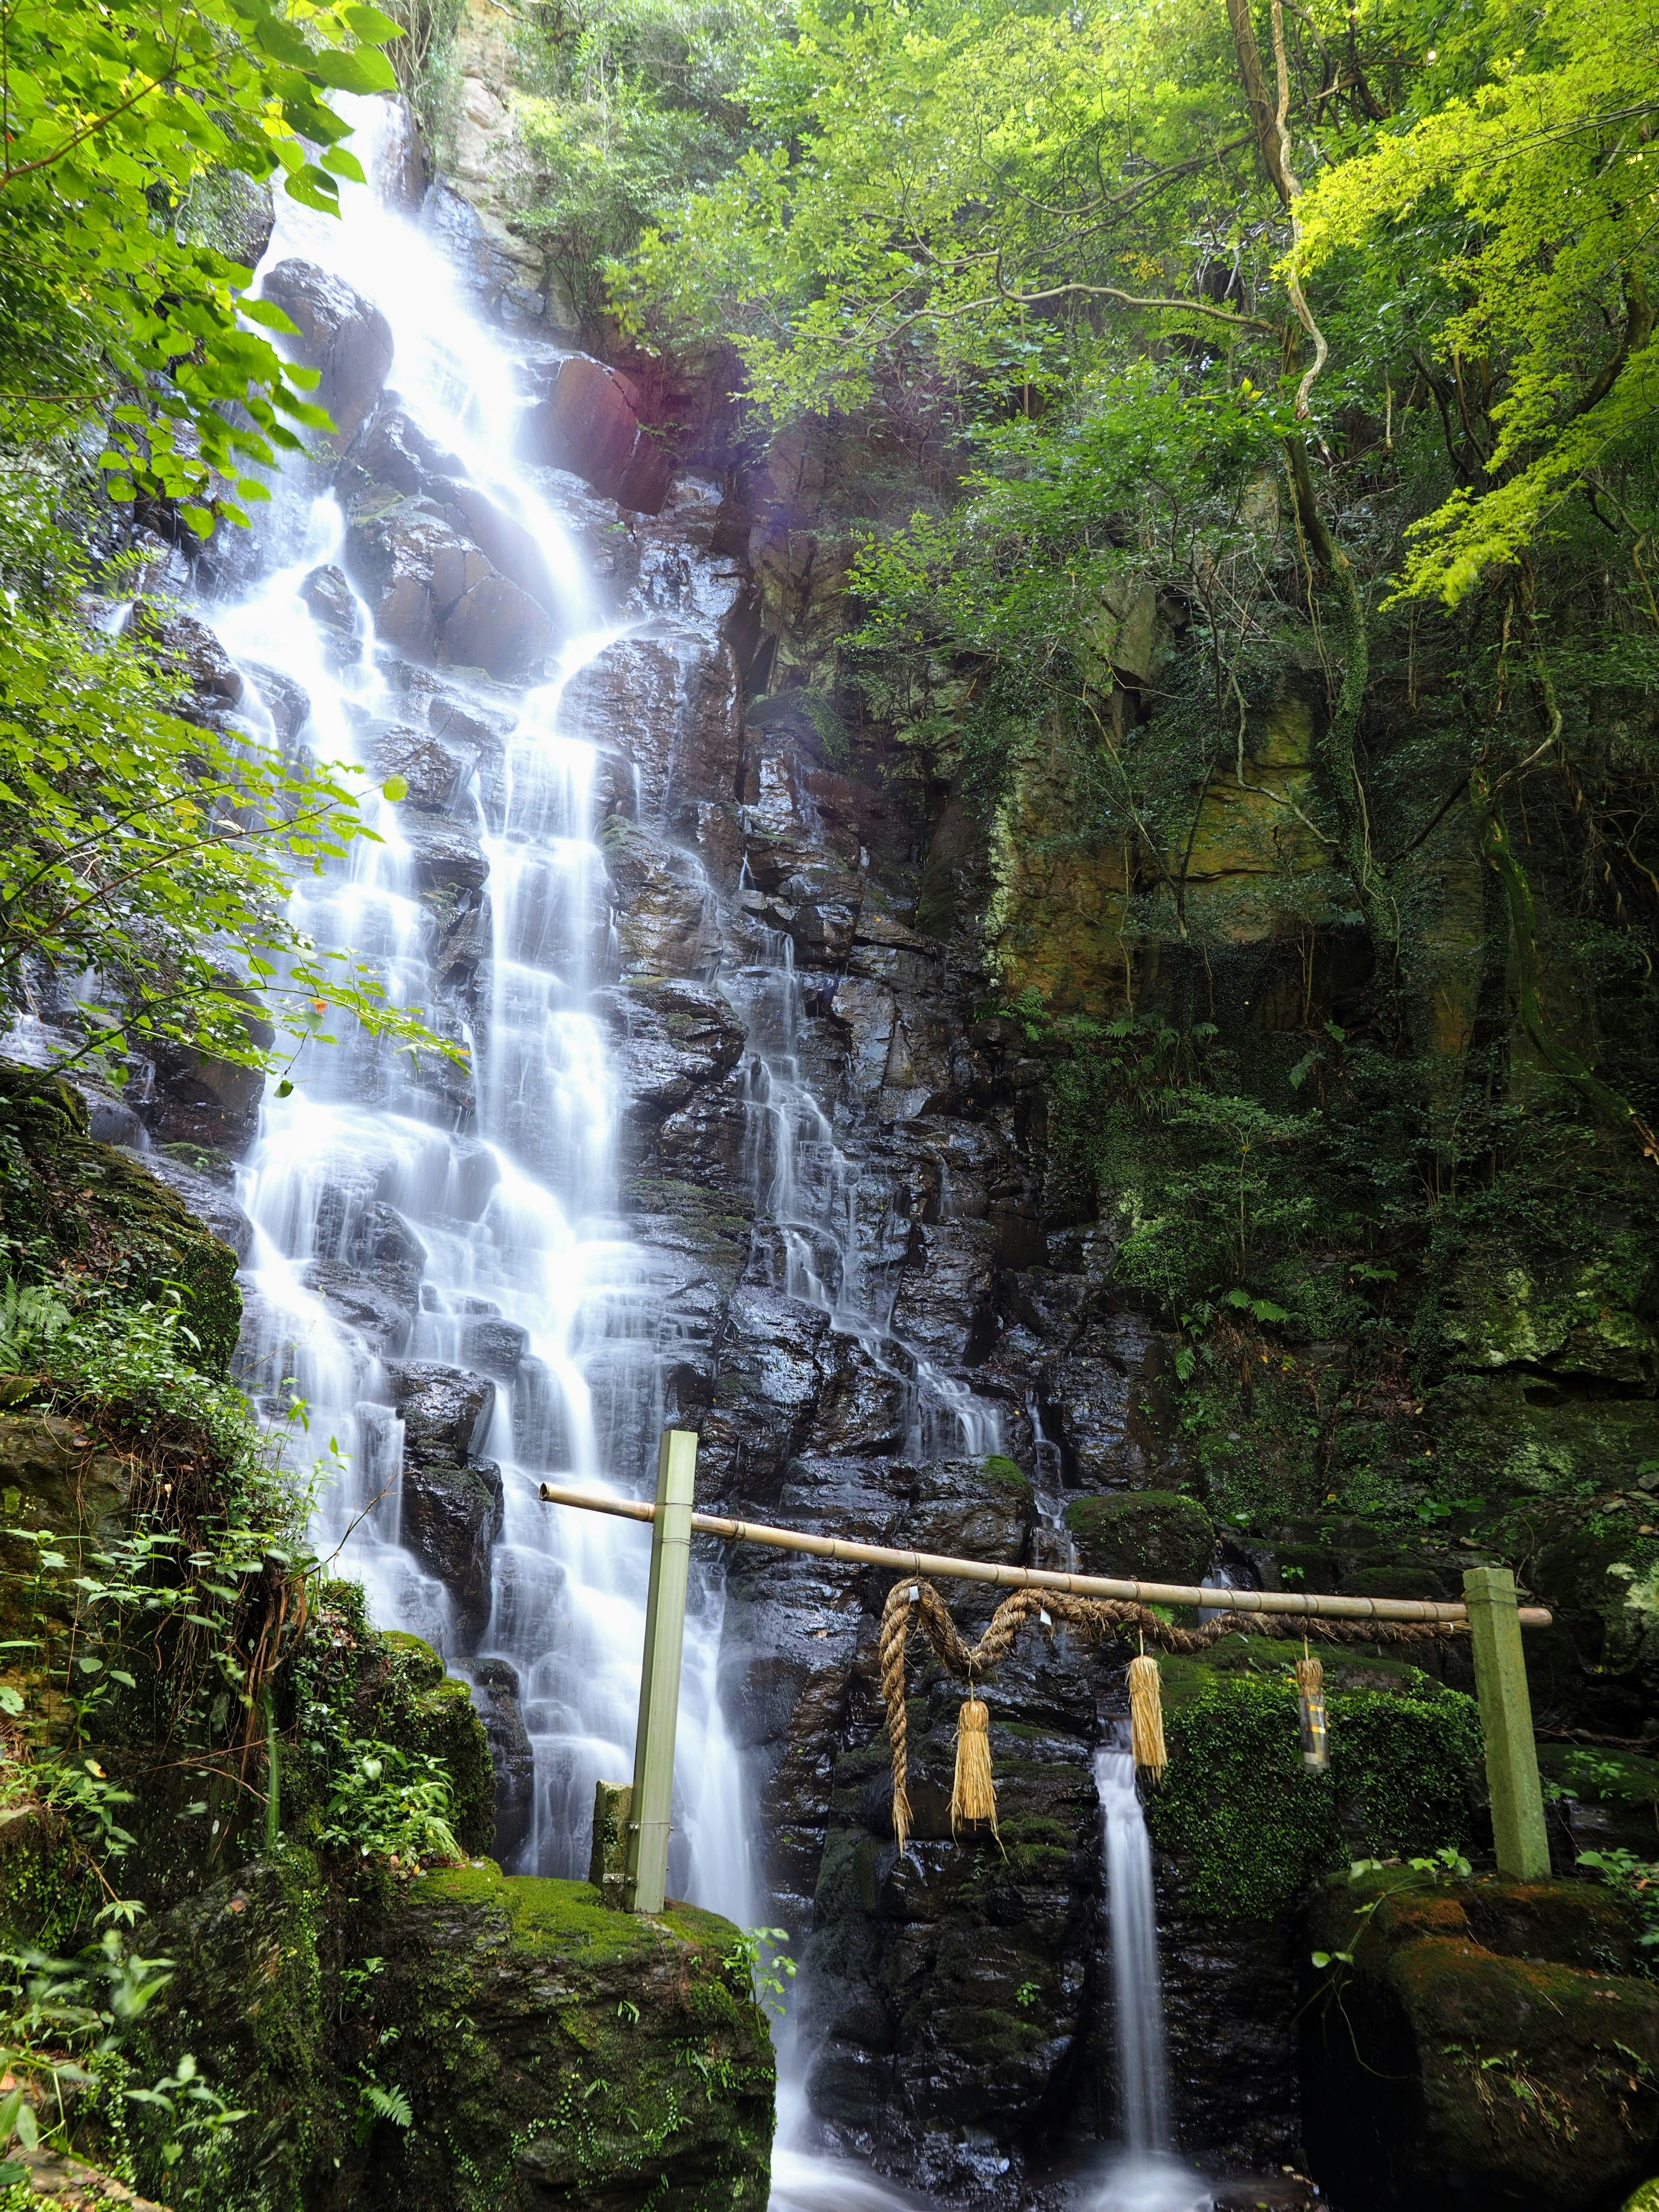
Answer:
[623,1429,697,1914]
[1464,1565,1550,1881]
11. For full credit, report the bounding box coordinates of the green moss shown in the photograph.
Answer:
[1147,1661,1483,1916]
[983,1453,1030,1492]
[327,1866,775,2210]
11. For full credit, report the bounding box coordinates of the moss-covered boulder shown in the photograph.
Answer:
[1064,1488,1214,1586]
[1148,1638,1483,1916]
[321,1865,775,2211]
[1301,1871,1659,2212]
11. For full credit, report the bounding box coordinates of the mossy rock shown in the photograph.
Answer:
[1064,1488,1213,1586]
[1622,2181,1659,2212]
[130,1852,334,2206]
[316,1863,775,2210]
[281,1591,496,1860]
[0,1064,240,1370]
[1303,1871,1659,2212]
[0,1413,132,1727]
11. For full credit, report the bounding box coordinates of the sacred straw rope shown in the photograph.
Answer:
[878,1576,1468,1848]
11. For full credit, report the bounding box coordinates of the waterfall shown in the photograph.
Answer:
[208,95,750,1925]
[1090,1743,1212,2212]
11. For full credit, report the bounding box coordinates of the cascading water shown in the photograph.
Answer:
[736,922,1002,1461]
[211,96,749,1923]
[1090,1743,1211,2212]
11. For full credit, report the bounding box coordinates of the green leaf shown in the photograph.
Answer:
[309,45,397,93]
[341,3,405,40]
[381,775,408,802]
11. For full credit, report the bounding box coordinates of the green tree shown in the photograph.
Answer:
[0,0,404,530]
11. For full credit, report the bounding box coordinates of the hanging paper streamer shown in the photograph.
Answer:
[951,1696,998,1836]
[1297,1651,1328,1771]
[1128,1653,1167,1783]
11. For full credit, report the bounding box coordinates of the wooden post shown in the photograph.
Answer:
[623,1429,697,1913]
[1464,1565,1550,1881]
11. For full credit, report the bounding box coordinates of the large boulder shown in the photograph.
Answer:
[1301,1871,1659,2212]
[518,354,674,514]
[1065,1488,1214,1587]
[318,1865,775,2210]
[260,258,394,439]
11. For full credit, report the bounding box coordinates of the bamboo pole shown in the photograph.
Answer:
[621,1432,697,1913]
[538,1483,1552,1629]
[1464,1566,1551,1878]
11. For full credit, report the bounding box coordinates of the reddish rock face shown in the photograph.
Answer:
[260,257,394,440]
[518,354,674,514]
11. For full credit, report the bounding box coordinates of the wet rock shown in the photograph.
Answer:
[1046,1317,1162,1489]
[400,1453,503,1650]
[696,1287,830,1492]
[603,820,713,977]
[354,400,464,499]
[611,977,745,1122]
[439,479,562,617]
[244,661,311,745]
[458,1314,531,1382]
[518,353,674,514]
[401,812,487,898]
[469,1657,534,1866]
[385,1362,502,1647]
[365,723,464,810]
[388,1361,496,1468]
[142,1038,267,1155]
[893,1456,1034,1568]
[345,497,552,682]
[800,1672,1102,2187]
[300,1260,415,1354]
[1065,1491,1214,1586]
[260,258,394,440]
[569,633,743,825]
[133,604,244,715]
[299,561,360,656]
[1301,1872,1659,2212]
[312,1194,427,1322]
[140,1150,255,1263]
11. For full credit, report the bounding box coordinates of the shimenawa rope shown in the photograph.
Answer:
[879,1575,1466,1847]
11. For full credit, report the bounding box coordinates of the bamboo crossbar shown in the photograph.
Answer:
[537,1482,1552,1629]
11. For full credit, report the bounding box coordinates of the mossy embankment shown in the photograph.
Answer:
[0,1070,775,2210]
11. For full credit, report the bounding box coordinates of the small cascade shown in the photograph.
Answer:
[1090,1743,1211,2212]
[737,922,1002,1459]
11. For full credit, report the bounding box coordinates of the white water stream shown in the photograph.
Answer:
[218,96,750,1921]
[1089,1744,1211,2212]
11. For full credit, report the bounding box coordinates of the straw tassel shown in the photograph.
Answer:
[951,1695,998,1837]
[1128,1653,1167,1783]
[1297,1648,1328,1772]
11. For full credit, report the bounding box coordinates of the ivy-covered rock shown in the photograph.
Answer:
[1301,1870,1659,2212]
[317,1864,775,2211]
